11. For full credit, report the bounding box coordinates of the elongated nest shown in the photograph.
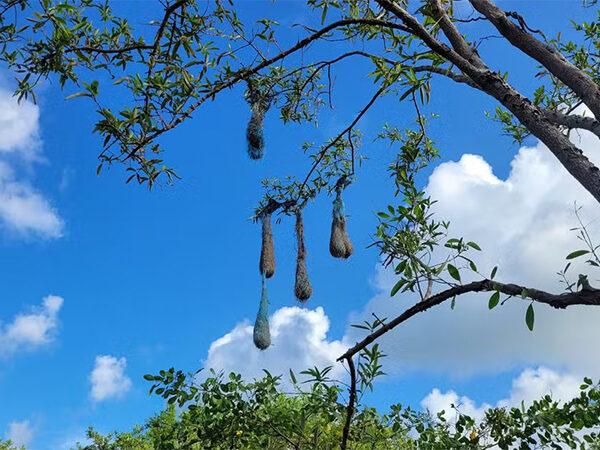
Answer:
[259,213,275,278]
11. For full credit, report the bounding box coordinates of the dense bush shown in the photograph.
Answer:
[75,368,600,450]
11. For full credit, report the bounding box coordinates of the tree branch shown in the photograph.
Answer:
[141,18,409,145]
[377,0,600,204]
[339,356,357,450]
[67,44,153,55]
[296,76,392,199]
[428,0,485,68]
[469,0,600,119]
[541,108,600,138]
[338,278,600,361]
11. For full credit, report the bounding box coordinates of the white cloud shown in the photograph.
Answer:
[344,128,600,377]
[0,295,63,356]
[0,161,63,239]
[5,419,34,448]
[422,366,582,421]
[204,306,347,384]
[90,355,132,402]
[0,87,64,239]
[421,388,489,422]
[0,89,40,158]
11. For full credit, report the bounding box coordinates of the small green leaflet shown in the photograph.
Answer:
[488,291,500,309]
[390,279,407,297]
[447,264,461,282]
[525,303,535,331]
[467,241,481,251]
[65,92,90,100]
[566,250,589,260]
[490,266,498,280]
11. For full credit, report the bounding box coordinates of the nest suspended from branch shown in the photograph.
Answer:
[294,209,312,302]
[259,213,275,278]
[246,110,265,160]
[329,188,353,259]
[253,273,271,350]
[245,80,271,160]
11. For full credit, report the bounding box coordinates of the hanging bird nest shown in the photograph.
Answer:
[246,110,265,160]
[294,208,312,302]
[253,273,271,350]
[329,184,353,259]
[245,80,271,160]
[259,212,275,278]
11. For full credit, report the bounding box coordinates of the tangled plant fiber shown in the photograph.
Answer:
[253,273,271,350]
[259,213,275,278]
[329,190,353,259]
[294,210,312,302]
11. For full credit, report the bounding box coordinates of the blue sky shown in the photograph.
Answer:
[1,1,600,448]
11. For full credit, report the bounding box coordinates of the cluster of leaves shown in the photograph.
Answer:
[74,368,600,450]
[391,376,600,449]
[77,364,407,450]
[0,440,22,450]
[372,122,486,304]
[0,0,343,187]
[557,204,600,292]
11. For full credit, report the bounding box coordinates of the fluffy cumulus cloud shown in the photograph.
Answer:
[90,355,132,402]
[0,88,63,239]
[203,306,347,384]
[5,419,34,448]
[0,295,63,356]
[421,366,582,422]
[344,128,600,377]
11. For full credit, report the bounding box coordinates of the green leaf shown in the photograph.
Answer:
[450,296,456,309]
[289,369,297,385]
[112,76,129,85]
[467,241,481,251]
[566,250,590,260]
[490,266,498,280]
[447,264,461,282]
[320,4,328,24]
[525,303,535,331]
[65,92,90,100]
[488,291,500,309]
[390,279,407,297]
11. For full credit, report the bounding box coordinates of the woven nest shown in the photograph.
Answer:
[259,213,275,278]
[246,111,265,160]
[253,275,271,350]
[294,211,312,302]
[329,194,353,259]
